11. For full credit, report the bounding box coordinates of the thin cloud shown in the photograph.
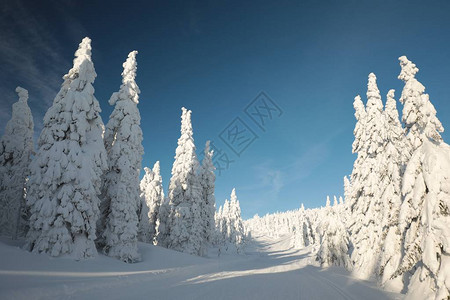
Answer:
[0,0,86,135]
[240,160,285,201]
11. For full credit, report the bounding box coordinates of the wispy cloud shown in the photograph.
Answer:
[240,160,285,201]
[0,0,87,137]
[179,2,202,37]
[240,127,344,207]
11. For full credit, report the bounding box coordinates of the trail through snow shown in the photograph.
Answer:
[0,235,402,299]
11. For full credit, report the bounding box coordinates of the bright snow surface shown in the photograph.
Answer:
[0,235,402,299]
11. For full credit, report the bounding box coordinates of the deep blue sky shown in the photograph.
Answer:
[1,0,450,219]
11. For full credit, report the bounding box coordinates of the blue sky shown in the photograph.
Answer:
[1,0,450,219]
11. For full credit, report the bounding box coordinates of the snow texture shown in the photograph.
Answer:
[0,234,400,300]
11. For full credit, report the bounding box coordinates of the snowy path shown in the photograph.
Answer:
[0,236,402,300]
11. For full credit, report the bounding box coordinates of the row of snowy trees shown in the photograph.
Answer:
[245,196,346,261]
[0,37,237,261]
[246,57,450,299]
[137,109,218,257]
[348,56,450,299]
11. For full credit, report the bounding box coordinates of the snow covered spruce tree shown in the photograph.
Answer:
[228,188,245,250]
[212,205,223,245]
[25,37,107,259]
[137,167,153,243]
[393,56,450,299]
[199,141,216,245]
[378,89,409,289]
[348,95,367,214]
[291,203,313,249]
[155,195,170,247]
[219,199,230,242]
[0,87,34,239]
[215,189,245,252]
[349,73,386,279]
[99,51,143,263]
[138,161,164,244]
[316,197,351,269]
[166,107,204,256]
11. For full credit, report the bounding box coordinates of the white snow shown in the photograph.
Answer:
[0,234,401,300]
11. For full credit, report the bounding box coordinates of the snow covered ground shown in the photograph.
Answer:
[0,235,402,300]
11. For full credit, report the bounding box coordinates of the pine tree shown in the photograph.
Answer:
[215,189,245,252]
[139,161,164,244]
[291,204,313,249]
[156,195,170,247]
[25,37,107,259]
[398,56,443,150]
[349,73,386,280]
[378,90,408,289]
[221,199,230,242]
[100,51,143,263]
[229,188,244,249]
[0,87,34,239]
[395,56,450,299]
[348,95,367,213]
[316,197,351,269]
[138,167,153,243]
[199,141,216,246]
[214,204,224,246]
[166,108,204,255]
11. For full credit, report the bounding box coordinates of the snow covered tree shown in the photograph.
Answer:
[221,199,230,241]
[0,87,34,239]
[215,189,245,253]
[25,37,107,259]
[394,56,450,299]
[213,205,223,245]
[348,95,367,214]
[316,197,351,269]
[199,141,216,245]
[378,89,408,289]
[228,188,245,248]
[99,50,143,263]
[166,107,204,256]
[138,167,153,243]
[138,161,164,244]
[398,56,443,151]
[402,141,450,299]
[291,204,313,249]
[349,73,386,280]
[155,195,170,247]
